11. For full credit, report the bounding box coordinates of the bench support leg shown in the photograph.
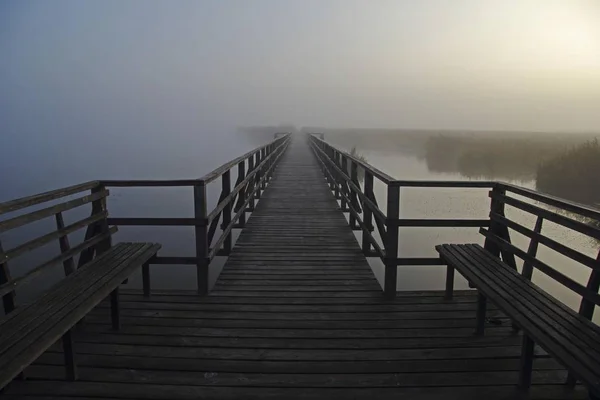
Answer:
[62,329,77,381]
[142,262,151,297]
[475,292,487,335]
[110,288,120,331]
[518,335,535,389]
[445,265,454,300]
[565,373,577,387]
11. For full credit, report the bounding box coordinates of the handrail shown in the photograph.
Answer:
[307,133,600,301]
[101,133,291,295]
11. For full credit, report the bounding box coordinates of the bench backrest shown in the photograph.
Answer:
[480,183,600,322]
[0,181,117,314]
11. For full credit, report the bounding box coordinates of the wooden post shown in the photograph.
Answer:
[0,240,16,313]
[569,250,600,386]
[110,287,120,330]
[255,152,262,199]
[579,250,600,320]
[247,156,255,211]
[445,264,455,300]
[333,150,341,200]
[384,184,400,299]
[78,184,111,268]
[476,292,487,335]
[522,216,543,280]
[142,262,151,297]
[349,160,358,228]
[194,182,209,295]
[62,329,77,381]
[222,170,232,255]
[361,171,374,254]
[260,149,266,190]
[55,212,76,276]
[237,160,247,227]
[485,185,517,269]
[340,157,348,212]
[518,335,535,389]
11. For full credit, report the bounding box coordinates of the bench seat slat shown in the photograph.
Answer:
[0,243,133,333]
[464,245,600,348]
[0,242,160,389]
[437,244,600,393]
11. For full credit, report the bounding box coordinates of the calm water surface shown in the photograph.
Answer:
[4,135,599,323]
[334,143,599,321]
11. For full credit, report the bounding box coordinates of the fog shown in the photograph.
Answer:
[2,0,600,197]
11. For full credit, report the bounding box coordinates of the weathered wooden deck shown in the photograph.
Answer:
[2,138,587,399]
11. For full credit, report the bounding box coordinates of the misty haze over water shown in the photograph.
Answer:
[1,1,599,299]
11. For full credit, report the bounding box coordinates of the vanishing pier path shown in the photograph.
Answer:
[2,137,586,400]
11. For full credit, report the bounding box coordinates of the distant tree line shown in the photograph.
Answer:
[536,139,600,207]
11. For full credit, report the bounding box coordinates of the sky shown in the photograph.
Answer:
[2,0,600,133]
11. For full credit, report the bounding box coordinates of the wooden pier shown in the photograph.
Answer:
[1,134,599,399]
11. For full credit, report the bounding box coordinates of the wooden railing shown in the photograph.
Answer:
[0,134,290,309]
[0,181,114,313]
[308,134,600,302]
[101,133,290,295]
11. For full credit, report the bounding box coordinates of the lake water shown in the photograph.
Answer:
[3,133,599,322]
[327,137,599,322]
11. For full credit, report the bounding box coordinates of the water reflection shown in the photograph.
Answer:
[326,133,599,322]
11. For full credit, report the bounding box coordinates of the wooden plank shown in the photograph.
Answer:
[35,351,564,373]
[491,213,599,271]
[480,229,600,305]
[0,243,161,389]
[23,365,573,388]
[0,212,106,264]
[3,381,589,400]
[100,179,199,187]
[500,182,600,221]
[199,135,289,183]
[309,135,395,184]
[106,217,197,226]
[0,190,109,233]
[490,191,600,240]
[55,212,76,276]
[0,226,119,298]
[0,181,99,215]
[438,244,600,390]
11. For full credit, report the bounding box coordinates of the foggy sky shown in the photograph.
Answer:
[2,0,600,134]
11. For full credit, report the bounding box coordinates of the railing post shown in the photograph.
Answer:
[78,183,111,268]
[221,170,232,255]
[522,216,543,280]
[349,160,358,228]
[0,240,16,313]
[237,161,246,227]
[55,212,76,276]
[260,149,266,189]
[194,181,209,295]
[247,156,255,211]
[340,157,348,211]
[486,184,517,269]
[361,171,374,254]
[255,152,262,198]
[384,183,400,299]
[332,150,341,200]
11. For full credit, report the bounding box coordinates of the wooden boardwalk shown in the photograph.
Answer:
[2,137,587,399]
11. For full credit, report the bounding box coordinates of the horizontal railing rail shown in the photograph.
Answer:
[100,133,291,295]
[308,133,600,301]
[0,181,113,313]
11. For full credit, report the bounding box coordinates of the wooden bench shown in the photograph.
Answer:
[0,182,161,390]
[436,187,600,399]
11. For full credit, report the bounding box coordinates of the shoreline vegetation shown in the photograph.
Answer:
[240,126,599,209]
[536,139,600,208]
